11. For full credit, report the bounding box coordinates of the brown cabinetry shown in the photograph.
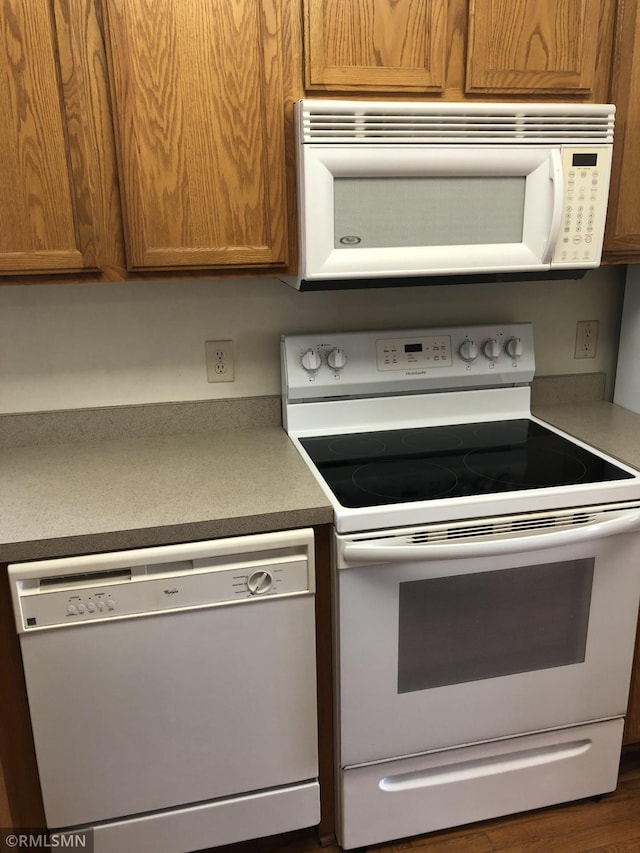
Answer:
[466,0,600,95]
[303,0,448,92]
[302,0,614,101]
[603,0,640,262]
[103,0,290,271]
[624,610,640,745]
[0,0,294,280]
[0,0,117,276]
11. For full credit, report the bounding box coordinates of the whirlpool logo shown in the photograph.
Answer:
[163,587,180,596]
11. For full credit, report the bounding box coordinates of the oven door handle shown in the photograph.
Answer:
[341,510,640,563]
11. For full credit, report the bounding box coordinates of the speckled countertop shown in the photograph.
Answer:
[534,401,640,470]
[2,391,640,565]
[0,425,332,563]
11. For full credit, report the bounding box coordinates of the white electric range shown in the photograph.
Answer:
[281,323,640,850]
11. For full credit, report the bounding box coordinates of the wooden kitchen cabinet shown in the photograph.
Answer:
[624,609,640,745]
[102,0,291,272]
[603,0,640,262]
[0,0,122,277]
[303,0,448,92]
[302,0,615,101]
[467,0,602,95]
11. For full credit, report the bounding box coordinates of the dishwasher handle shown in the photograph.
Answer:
[341,510,640,565]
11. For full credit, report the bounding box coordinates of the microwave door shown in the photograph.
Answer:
[299,146,560,281]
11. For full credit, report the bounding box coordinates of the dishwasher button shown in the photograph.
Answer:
[107,599,116,610]
[96,600,106,611]
[77,604,86,614]
[87,602,97,613]
[67,604,78,616]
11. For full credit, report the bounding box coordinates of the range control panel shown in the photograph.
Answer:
[282,323,535,402]
[376,334,453,370]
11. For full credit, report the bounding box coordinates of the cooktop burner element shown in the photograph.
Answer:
[352,459,458,501]
[299,420,632,509]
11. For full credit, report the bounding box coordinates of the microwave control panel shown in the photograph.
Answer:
[552,146,612,267]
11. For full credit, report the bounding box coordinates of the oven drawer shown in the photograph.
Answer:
[339,718,623,850]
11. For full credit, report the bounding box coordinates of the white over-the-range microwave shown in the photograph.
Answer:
[279,100,615,291]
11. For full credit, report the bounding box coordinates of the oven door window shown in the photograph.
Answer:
[398,559,594,694]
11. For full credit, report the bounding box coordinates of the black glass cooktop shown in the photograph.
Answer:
[299,419,633,509]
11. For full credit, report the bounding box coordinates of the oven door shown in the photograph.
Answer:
[334,505,640,768]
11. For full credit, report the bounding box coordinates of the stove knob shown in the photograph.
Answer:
[247,570,273,595]
[458,340,479,362]
[301,349,322,373]
[327,347,347,370]
[505,337,524,359]
[482,338,502,360]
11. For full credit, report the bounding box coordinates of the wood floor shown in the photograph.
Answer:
[215,747,640,853]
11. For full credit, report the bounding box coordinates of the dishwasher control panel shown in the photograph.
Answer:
[8,529,315,631]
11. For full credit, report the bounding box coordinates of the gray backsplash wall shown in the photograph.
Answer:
[0,266,625,414]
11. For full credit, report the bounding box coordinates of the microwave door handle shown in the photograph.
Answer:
[341,510,640,564]
[542,149,564,264]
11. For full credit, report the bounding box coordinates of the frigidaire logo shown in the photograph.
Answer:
[406,370,427,375]
[164,588,180,596]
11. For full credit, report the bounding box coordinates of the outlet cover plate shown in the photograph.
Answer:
[574,321,598,359]
[205,340,234,382]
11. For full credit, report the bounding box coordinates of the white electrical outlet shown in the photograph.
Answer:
[205,340,234,382]
[574,321,598,359]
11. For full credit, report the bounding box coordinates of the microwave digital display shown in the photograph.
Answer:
[572,153,598,167]
[404,343,423,353]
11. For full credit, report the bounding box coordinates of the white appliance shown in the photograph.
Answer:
[281,324,640,850]
[281,100,615,291]
[9,530,320,853]
[614,264,640,413]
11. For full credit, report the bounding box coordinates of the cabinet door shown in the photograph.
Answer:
[603,0,640,261]
[466,0,600,95]
[103,0,288,271]
[623,607,640,745]
[304,0,447,92]
[0,0,102,275]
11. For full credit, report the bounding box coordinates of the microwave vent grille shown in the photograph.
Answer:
[300,101,614,144]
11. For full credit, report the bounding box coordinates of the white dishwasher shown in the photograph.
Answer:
[9,528,319,853]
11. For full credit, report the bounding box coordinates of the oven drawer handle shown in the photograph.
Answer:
[341,511,640,563]
[378,738,591,792]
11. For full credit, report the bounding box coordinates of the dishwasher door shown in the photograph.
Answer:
[9,529,319,846]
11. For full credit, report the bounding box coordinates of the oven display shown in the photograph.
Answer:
[377,335,452,370]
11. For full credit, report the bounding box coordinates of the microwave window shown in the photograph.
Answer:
[334,177,526,248]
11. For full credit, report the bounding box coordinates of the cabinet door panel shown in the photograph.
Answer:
[466,0,598,94]
[104,0,288,271]
[304,0,447,92]
[623,609,640,745]
[603,0,640,259]
[0,0,99,274]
